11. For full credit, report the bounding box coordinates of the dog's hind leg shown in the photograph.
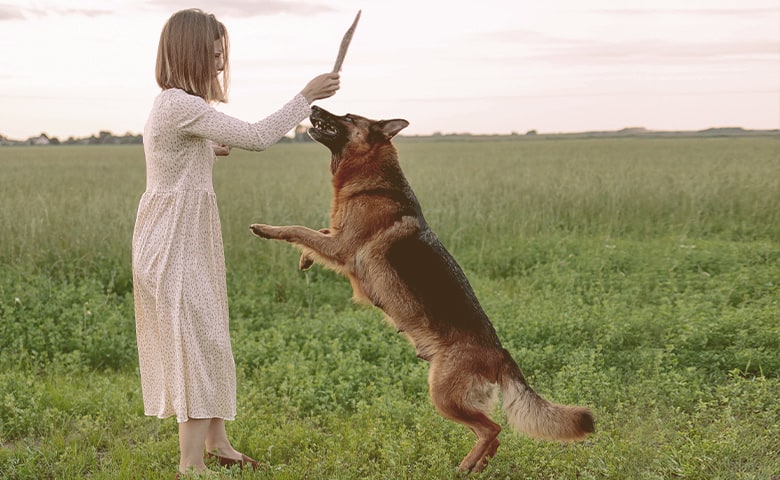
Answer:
[428,358,501,473]
[457,424,501,474]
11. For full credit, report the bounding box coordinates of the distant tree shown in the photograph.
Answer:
[98,131,114,144]
[28,133,50,145]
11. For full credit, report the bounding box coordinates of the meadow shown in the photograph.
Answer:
[0,136,778,479]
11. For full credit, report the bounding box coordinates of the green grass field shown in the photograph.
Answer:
[1,137,778,479]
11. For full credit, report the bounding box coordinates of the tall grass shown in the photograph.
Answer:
[1,137,778,479]
[2,138,778,271]
[398,137,780,241]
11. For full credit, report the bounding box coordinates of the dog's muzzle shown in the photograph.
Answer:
[310,117,339,137]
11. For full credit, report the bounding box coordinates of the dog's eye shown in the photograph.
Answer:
[344,115,354,123]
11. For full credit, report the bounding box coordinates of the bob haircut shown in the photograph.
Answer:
[155,9,230,103]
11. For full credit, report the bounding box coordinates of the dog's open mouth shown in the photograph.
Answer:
[307,106,345,152]
[310,117,339,138]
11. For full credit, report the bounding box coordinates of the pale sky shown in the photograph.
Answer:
[1,0,778,139]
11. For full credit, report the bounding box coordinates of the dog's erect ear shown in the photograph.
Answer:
[378,119,409,140]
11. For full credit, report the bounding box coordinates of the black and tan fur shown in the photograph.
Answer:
[250,106,594,472]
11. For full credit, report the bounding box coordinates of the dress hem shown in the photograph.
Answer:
[145,412,237,423]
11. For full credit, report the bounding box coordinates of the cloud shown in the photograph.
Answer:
[0,5,26,20]
[55,8,113,17]
[1,0,338,21]
[471,26,778,67]
[478,29,565,44]
[560,39,778,65]
[144,0,338,17]
[0,5,113,20]
[598,7,778,17]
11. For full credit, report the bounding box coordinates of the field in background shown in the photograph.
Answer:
[0,137,778,479]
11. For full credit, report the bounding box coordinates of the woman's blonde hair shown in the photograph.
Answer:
[155,9,230,103]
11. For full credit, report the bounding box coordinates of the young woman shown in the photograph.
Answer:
[131,8,339,477]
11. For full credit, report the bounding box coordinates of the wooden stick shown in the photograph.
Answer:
[333,10,362,73]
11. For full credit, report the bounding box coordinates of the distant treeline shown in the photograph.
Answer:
[0,131,143,146]
[1,126,777,147]
[403,127,780,142]
[0,126,314,146]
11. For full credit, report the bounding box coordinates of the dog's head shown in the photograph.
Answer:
[308,106,409,172]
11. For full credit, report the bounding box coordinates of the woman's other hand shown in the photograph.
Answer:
[212,143,231,156]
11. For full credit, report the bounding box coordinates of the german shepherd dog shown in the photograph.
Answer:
[250,106,594,472]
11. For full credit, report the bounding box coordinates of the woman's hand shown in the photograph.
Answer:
[300,73,341,104]
[212,143,231,156]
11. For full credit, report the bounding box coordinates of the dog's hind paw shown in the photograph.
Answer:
[299,254,315,271]
[298,253,314,272]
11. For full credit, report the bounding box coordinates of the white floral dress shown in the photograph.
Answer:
[132,88,311,422]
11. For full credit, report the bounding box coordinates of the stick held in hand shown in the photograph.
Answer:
[333,10,361,73]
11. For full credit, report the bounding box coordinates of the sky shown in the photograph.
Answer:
[1,0,778,139]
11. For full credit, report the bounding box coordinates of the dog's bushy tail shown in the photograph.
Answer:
[499,350,594,441]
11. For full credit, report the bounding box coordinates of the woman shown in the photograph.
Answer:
[132,8,339,477]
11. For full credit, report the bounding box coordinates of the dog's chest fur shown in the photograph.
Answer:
[329,150,502,360]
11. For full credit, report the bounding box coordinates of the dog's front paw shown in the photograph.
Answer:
[249,224,279,239]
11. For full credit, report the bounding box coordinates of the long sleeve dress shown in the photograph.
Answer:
[132,88,311,422]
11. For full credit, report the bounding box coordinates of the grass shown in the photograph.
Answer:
[0,137,779,479]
